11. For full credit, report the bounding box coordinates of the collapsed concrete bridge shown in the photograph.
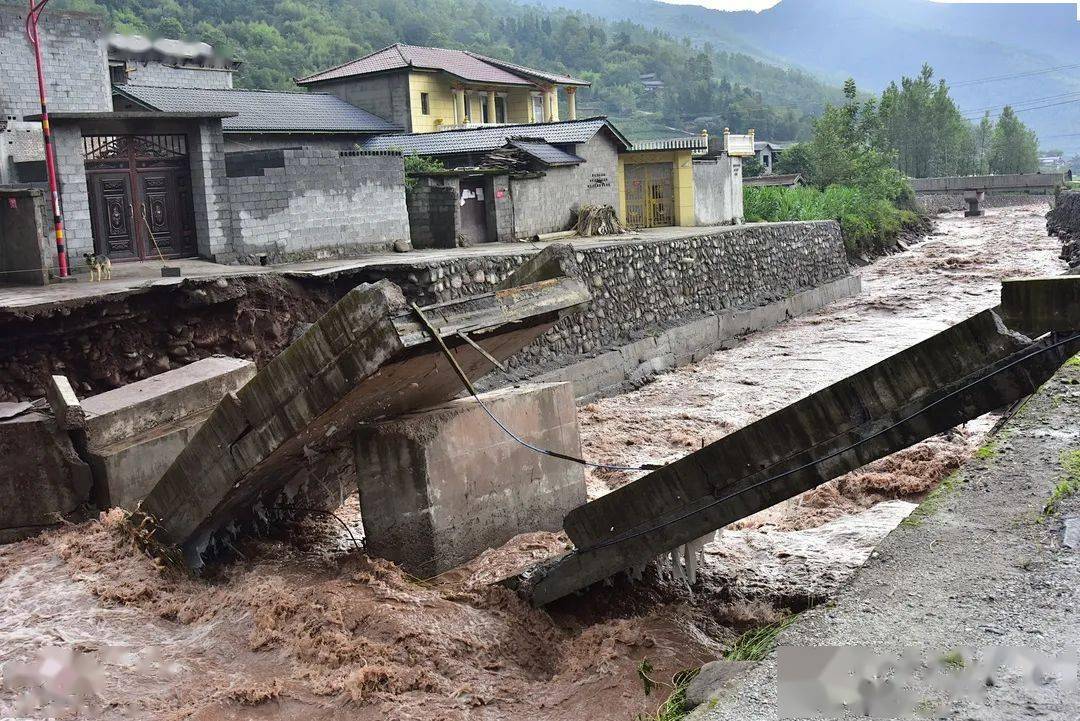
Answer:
[510,276,1080,605]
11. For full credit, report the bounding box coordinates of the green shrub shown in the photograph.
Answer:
[743,184,919,256]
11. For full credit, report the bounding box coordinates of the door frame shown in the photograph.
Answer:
[84,134,197,261]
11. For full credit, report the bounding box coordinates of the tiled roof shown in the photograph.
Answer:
[296,43,588,87]
[357,117,629,155]
[113,85,399,134]
[509,139,584,166]
[464,52,589,87]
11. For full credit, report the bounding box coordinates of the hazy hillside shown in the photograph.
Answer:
[528,0,1080,152]
[54,0,846,141]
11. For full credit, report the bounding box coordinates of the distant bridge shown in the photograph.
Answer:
[911,172,1073,216]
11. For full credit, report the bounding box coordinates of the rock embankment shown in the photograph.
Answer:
[1047,190,1080,268]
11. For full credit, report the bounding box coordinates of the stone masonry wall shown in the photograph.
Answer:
[358,220,849,381]
[0,6,111,120]
[225,147,409,263]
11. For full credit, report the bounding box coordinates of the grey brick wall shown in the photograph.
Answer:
[509,133,619,239]
[225,148,409,263]
[315,73,409,131]
[0,6,110,120]
[51,123,93,265]
[189,119,233,260]
[124,62,234,90]
[407,176,459,249]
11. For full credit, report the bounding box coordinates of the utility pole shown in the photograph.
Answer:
[25,0,69,279]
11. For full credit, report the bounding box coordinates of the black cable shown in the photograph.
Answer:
[411,303,664,473]
[572,331,1080,556]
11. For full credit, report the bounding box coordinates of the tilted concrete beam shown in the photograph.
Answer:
[512,306,1080,605]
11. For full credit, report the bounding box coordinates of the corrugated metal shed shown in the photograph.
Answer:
[113,85,399,134]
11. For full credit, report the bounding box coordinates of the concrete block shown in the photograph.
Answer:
[354,382,586,576]
[81,357,257,449]
[0,411,92,543]
[81,357,256,509]
[46,375,85,430]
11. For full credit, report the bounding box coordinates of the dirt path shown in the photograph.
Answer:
[0,202,1066,721]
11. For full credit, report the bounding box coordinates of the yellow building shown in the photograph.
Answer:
[296,44,590,134]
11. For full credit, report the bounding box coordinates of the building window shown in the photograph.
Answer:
[531,94,544,122]
[495,95,507,123]
[420,92,430,115]
[109,63,128,85]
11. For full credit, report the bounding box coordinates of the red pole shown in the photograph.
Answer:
[25,0,69,278]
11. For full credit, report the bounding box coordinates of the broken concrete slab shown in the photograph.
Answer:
[515,306,1080,605]
[1000,275,1080,335]
[355,382,586,577]
[46,376,85,431]
[79,357,257,510]
[140,260,590,568]
[0,411,92,543]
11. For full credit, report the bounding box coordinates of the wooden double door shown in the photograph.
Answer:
[85,135,197,261]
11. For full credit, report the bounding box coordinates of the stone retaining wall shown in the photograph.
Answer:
[355,220,853,393]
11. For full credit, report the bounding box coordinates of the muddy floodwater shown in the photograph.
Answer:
[0,201,1067,721]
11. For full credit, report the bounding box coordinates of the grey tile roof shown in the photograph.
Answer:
[509,139,584,166]
[296,43,588,87]
[358,117,628,155]
[113,85,399,133]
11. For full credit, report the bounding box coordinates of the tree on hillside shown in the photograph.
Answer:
[878,64,974,178]
[807,79,907,202]
[973,112,994,175]
[989,106,1039,175]
[773,142,813,177]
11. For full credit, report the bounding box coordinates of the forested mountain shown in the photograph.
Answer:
[54,0,844,141]
[530,0,1080,153]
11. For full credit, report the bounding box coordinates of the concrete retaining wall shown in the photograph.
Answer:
[225,148,410,263]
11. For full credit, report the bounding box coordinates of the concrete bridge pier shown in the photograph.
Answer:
[964,190,985,217]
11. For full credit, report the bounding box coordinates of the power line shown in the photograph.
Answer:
[960,90,1080,116]
[962,95,1080,120]
[951,62,1080,88]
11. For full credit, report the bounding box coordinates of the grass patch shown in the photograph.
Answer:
[974,440,999,461]
[1043,450,1080,516]
[636,660,699,721]
[723,616,797,662]
[1065,354,1080,368]
[902,471,963,527]
[939,650,966,670]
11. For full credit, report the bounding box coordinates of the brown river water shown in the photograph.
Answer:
[0,202,1066,721]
